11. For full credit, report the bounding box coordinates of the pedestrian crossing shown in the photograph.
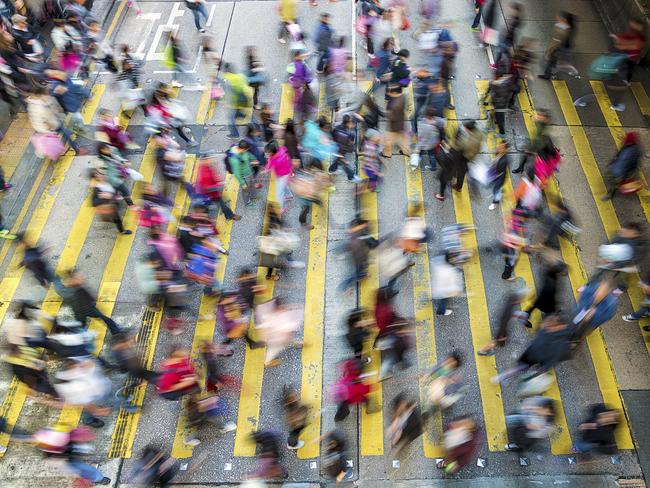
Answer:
[0,75,647,469]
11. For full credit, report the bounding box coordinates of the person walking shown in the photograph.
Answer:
[184,0,209,33]
[195,151,242,221]
[488,140,510,210]
[415,106,442,171]
[471,0,486,31]
[451,120,483,192]
[264,141,294,212]
[519,263,565,328]
[602,131,642,200]
[228,139,258,207]
[513,108,550,173]
[222,63,252,139]
[538,11,576,80]
[314,12,334,73]
[381,85,410,158]
[54,269,124,335]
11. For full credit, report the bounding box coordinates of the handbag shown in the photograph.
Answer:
[32,132,66,161]
[481,26,498,46]
[355,15,368,35]
[210,85,225,100]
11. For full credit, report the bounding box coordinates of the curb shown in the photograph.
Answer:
[592,0,650,64]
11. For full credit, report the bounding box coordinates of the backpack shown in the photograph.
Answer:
[223,145,237,174]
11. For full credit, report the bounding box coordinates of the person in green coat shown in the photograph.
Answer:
[222,63,252,139]
[228,139,259,206]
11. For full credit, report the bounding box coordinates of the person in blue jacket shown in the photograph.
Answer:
[46,68,89,133]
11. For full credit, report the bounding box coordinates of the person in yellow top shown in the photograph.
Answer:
[277,0,297,43]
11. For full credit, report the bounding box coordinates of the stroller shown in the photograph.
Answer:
[440,224,474,266]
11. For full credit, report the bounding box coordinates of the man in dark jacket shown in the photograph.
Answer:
[54,269,123,335]
[314,13,333,73]
[329,115,362,182]
[381,85,410,158]
[602,131,642,200]
[486,74,516,137]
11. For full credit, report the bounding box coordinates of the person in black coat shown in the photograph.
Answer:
[520,263,566,328]
[573,404,619,454]
[345,308,371,363]
[493,314,573,383]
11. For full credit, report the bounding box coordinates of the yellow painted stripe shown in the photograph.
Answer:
[296,189,328,459]
[171,180,239,458]
[0,114,33,181]
[403,162,444,457]
[56,130,167,426]
[112,88,219,458]
[279,83,294,124]
[0,163,47,273]
[476,81,571,454]
[554,80,650,353]
[520,85,634,448]
[359,180,382,456]
[297,84,329,459]
[105,0,127,39]
[233,84,292,456]
[357,80,383,456]
[590,80,650,223]
[631,82,650,116]
[445,99,507,451]
[0,85,107,455]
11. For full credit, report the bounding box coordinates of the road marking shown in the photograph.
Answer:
[297,181,329,459]
[0,84,107,455]
[476,80,572,455]
[445,99,507,451]
[232,84,293,457]
[358,81,383,457]
[0,114,33,181]
[207,3,216,27]
[631,82,650,116]
[105,0,128,39]
[147,2,184,61]
[110,154,198,458]
[553,80,650,354]
[589,80,650,223]
[134,12,163,60]
[403,161,444,457]
[520,84,634,449]
[295,83,329,459]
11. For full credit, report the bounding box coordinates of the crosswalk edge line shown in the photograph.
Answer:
[519,85,634,449]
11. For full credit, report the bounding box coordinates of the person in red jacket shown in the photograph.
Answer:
[471,0,486,31]
[195,152,241,221]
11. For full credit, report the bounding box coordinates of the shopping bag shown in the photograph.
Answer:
[210,85,225,100]
[32,132,66,160]
[355,15,368,35]
[122,88,145,111]
[126,168,144,181]
[481,26,498,46]
[409,152,420,169]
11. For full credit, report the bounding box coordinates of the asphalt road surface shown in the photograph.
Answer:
[0,0,649,486]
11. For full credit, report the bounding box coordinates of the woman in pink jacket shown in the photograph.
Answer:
[264,141,294,211]
[534,143,561,188]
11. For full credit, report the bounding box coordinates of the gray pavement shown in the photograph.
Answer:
[0,0,649,486]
